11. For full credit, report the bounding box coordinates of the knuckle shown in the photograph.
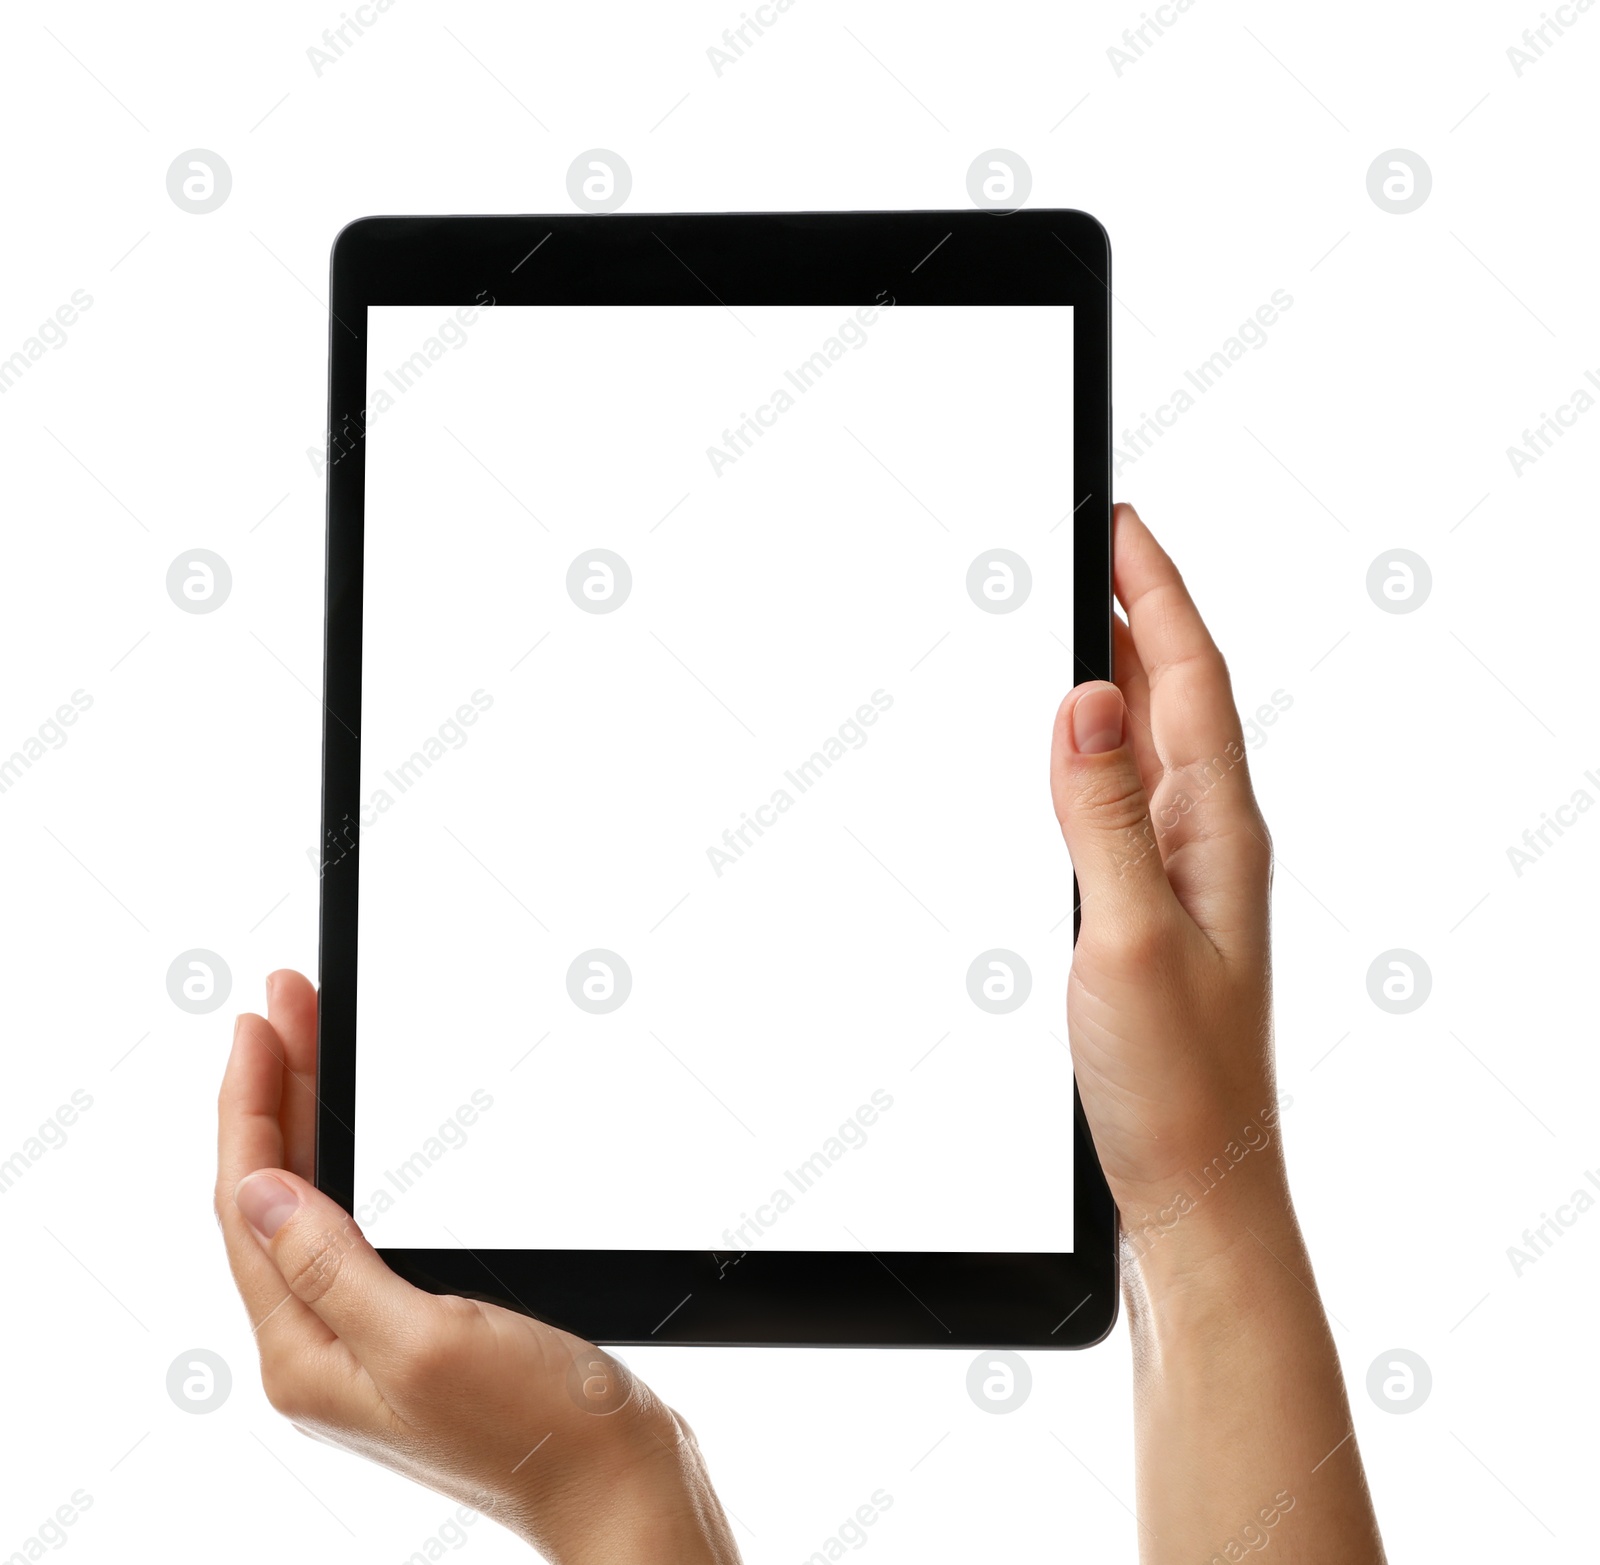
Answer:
[282,1225,348,1307]
[1107,908,1177,971]
[627,1390,689,1452]
[259,1353,310,1420]
[391,1320,465,1386]
[1075,765,1151,837]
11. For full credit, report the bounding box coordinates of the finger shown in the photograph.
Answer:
[1113,504,1271,946]
[218,1013,285,1193]
[1051,680,1183,936]
[234,1168,441,1380]
[217,1013,334,1347]
[1114,503,1250,785]
[1112,613,1161,801]
[266,970,319,1181]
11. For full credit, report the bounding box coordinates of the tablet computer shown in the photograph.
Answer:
[315,209,1116,1348]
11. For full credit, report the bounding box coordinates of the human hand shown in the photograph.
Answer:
[1051,503,1384,1561]
[215,970,739,1564]
[1050,502,1285,1252]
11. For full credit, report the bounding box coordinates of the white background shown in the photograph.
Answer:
[1,1,1595,1560]
[357,303,1075,1253]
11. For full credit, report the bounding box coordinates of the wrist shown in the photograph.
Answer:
[1116,1146,1309,1346]
[516,1408,740,1565]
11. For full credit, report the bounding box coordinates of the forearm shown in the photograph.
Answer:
[1121,1162,1385,1564]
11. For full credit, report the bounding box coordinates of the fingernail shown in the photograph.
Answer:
[265,972,280,1011]
[236,1172,300,1240]
[1072,685,1125,755]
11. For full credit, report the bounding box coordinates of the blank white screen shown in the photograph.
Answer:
[354,301,1075,1253]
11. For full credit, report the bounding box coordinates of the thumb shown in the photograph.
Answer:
[234,1168,434,1374]
[1050,681,1179,935]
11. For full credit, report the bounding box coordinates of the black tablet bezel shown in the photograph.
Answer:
[317,209,1117,1348]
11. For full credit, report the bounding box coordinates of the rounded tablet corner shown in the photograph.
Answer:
[329,214,387,273]
[1076,210,1112,275]
[1075,1273,1121,1349]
